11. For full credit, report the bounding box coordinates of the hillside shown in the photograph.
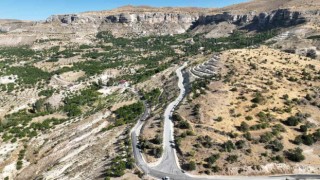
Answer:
[177,46,320,175]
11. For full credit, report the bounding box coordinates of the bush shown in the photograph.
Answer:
[206,154,220,165]
[299,125,308,132]
[215,116,223,122]
[243,132,252,141]
[285,148,305,162]
[259,132,274,143]
[222,140,235,152]
[313,129,320,141]
[211,165,221,173]
[256,111,273,122]
[226,155,238,163]
[238,121,249,132]
[245,116,253,121]
[177,120,191,129]
[272,124,286,133]
[302,134,314,146]
[235,140,246,149]
[152,147,163,158]
[152,134,162,144]
[283,116,302,126]
[266,140,283,152]
[172,114,183,121]
[293,135,303,145]
[16,160,23,170]
[197,135,213,148]
[183,161,196,171]
[251,92,265,104]
[271,155,284,163]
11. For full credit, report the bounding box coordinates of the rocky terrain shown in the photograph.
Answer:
[0,0,320,179]
[0,1,319,58]
[177,46,320,175]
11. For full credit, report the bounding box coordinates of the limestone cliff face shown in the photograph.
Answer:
[104,12,199,24]
[46,14,100,24]
[43,8,312,37]
[1,5,318,40]
[197,9,307,30]
[46,12,201,36]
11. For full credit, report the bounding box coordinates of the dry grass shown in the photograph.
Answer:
[177,46,320,175]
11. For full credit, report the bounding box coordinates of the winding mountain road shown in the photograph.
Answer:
[130,63,320,180]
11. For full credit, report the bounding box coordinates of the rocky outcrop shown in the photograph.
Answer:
[46,14,100,24]
[252,9,306,29]
[1,5,318,40]
[197,12,255,25]
[44,12,200,36]
[105,12,199,24]
[42,8,310,37]
[194,9,306,31]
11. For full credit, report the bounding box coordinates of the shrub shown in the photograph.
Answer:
[272,124,286,133]
[238,121,249,132]
[256,111,273,122]
[259,132,274,143]
[230,87,237,91]
[172,114,183,121]
[198,135,213,148]
[222,140,235,152]
[235,140,246,149]
[243,132,252,141]
[251,92,265,104]
[285,148,305,162]
[245,116,253,121]
[301,134,315,146]
[283,116,302,126]
[271,155,284,163]
[215,116,223,122]
[152,147,163,158]
[313,129,320,141]
[183,161,196,171]
[282,94,289,100]
[16,160,23,170]
[293,135,303,145]
[266,140,283,152]
[226,155,238,163]
[206,154,220,165]
[299,125,308,132]
[211,165,221,173]
[177,120,191,129]
[152,134,162,144]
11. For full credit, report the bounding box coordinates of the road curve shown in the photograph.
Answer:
[131,63,320,180]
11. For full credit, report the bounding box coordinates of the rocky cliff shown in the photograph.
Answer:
[45,11,201,36]
[194,9,309,31]
[0,1,319,46]
[43,7,313,37]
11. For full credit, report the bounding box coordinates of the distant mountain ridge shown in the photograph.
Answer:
[0,0,319,48]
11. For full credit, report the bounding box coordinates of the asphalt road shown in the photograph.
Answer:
[130,63,320,180]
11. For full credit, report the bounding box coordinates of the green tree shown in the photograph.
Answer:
[285,148,305,162]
